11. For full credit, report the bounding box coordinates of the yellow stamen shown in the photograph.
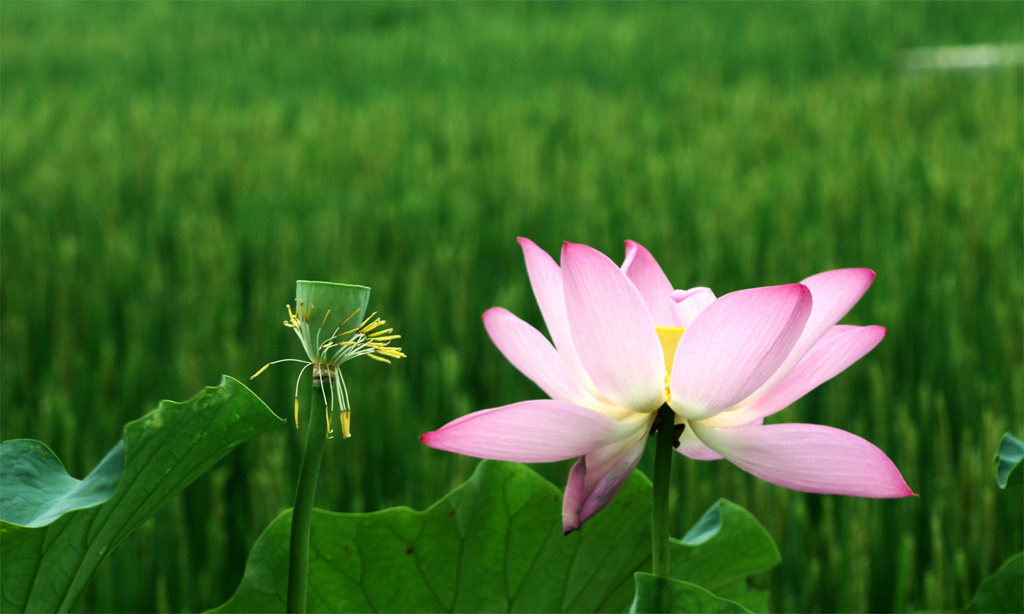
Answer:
[294,397,300,428]
[337,308,360,329]
[320,309,332,330]
[358,312,378,329]
[325,405,332,438]
[367,353,392,363]
[251,363,270,380]
[340,411,351,439]
[367,328,394,338]
[361,319,385,334]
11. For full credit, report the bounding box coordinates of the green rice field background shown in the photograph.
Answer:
[2,1,1021,612]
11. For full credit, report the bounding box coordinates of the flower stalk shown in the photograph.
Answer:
[651,403,675,577]
[287,386,327,613]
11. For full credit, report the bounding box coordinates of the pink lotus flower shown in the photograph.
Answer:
[421,239,914,533]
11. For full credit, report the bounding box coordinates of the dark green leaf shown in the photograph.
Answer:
[213,461,779,613]
[713,581,770,614]
[963,551,1023,613]
[670,500,780,612]
[0,376,283,613]
[995,432,1024,489]
[630,573,751,614]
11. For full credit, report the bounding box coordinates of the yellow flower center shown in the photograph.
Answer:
[655,326,685,398]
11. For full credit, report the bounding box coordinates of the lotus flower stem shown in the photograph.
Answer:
[651,403,675,577]
[287,387,328,613]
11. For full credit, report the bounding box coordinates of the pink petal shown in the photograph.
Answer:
[561,242,666,413]
[712,325,886,427]
[669,284,812,420]
[749,269,877,399]
[621,240,676,327]
[562,421,650,533]
[675,425,724,460]
[482,307,597,407]
[562,459,588,534]
[690,422,915,497]
[675,416,763,460]
[518,238,603,398]
[798,269,876,354]
[420,400,627,463]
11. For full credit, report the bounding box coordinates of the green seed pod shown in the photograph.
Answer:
[295,281,370,333]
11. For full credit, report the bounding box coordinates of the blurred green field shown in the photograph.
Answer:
[2,1,1021,612]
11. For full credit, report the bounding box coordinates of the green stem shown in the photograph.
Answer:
[651,403,675,577]
[287,386,328,613]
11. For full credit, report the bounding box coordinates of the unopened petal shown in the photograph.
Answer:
[420,400,628,463]
[621,240,676,327]
[669,284,812,420]
[562,242,666,413]
[669,287,717,328]
[690,422,915,498]
[482,307,598,408]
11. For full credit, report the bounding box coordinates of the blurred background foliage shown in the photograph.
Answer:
[2,1,1021,612]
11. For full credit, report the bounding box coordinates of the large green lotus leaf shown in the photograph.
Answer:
[995,432,1023,489]
[629,573,749,614]
[963,551,1024,613]
[213,461,779,613]
[0,376,284,613]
